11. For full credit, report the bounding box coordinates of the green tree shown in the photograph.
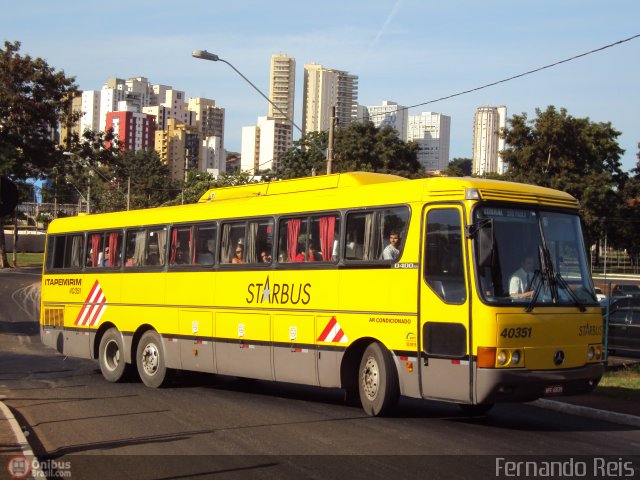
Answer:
[614,143,640,271]
[444,157,472,177]
[0,41,78,267]
[501,106,626,258]
[275,131,328,180]
[102,149,177,211]
[333,122,422,178]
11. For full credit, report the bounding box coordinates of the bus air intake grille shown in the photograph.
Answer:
[478,189,579,208]
[43,307,64,327]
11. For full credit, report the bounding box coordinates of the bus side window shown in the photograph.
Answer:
[424,208,466,304]
[220,222,246,264]
[125,230,145,267]
[145,228,167,266]
[345,207,408,261]
[53,234,83,270]
[169,226,192,265]
[248,218,273,264]
[194,224,216,265]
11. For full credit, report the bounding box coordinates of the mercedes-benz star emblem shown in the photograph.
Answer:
[553,350,565,366]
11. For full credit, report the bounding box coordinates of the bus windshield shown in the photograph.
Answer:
[474,206,596,307]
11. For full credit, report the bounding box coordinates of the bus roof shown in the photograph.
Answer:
[46,173,579,234]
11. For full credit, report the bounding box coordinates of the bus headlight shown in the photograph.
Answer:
[588,344,603,361]
[587,346,595,361]
[511,350,521,365]
[497,350,510,366]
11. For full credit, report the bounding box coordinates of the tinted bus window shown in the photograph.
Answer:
[49,234,84,270]
[221,219,273,265]
[345,207,408,261]
[86,231,123,268]
[194,224,216,265]
[278,214,339,263]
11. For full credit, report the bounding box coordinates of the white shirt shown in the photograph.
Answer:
[509,267,532,295]
[382,243,400,261]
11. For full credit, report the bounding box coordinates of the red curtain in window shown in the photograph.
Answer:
[287,219,300,261]
[319,216,335,261]
[108,233,119,267]
[169,228,178,264]
[91,234,101,267]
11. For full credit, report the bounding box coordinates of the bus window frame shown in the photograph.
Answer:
[122,225,169,272]
[218,216,275,267]
[275,210,341,269]
[45,233,86,273]
[341,204,411,266]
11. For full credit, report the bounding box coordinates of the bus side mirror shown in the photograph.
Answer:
[477,221,494,267]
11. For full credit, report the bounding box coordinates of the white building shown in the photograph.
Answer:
[201,136,225,175]
[407,112,451,172]
[472,106,507,175]
[99,78,127,132]
[80,90,101,133]
[302,63,358,134]
[363,100,408,140]
[241,116,291,174]
[143,89,194,130]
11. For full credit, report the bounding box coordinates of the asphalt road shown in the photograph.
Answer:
[1,268,639,479]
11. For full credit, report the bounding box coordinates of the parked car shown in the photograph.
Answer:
[606,296,640,355]
[594,286,607,303]
[611,284,640,298]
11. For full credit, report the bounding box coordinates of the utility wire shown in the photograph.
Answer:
[364,33,640,120]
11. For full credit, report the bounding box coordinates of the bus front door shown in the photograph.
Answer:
[419,205,472,403]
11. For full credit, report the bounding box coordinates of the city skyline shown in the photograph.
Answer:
[2,1,639,171]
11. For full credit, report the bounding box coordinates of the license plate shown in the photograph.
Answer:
[544,385,563,395]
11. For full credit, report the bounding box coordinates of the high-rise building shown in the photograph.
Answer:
[188,97,226,175]
[407,112,451,172]
[105,109,156,152]
[302,63,358,135]
[240,116,291,174]
[269,54,296,125]
[363,100,408,140]
[143,89,194,130]
[99,78,127,132]
[155,119,200,182]
[80,90,102,133]
[472,106,507,175]
[60,91,83,147]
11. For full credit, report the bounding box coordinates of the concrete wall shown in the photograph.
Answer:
[3,233,46,253]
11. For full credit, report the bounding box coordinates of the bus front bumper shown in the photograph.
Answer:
[476,363,605,404]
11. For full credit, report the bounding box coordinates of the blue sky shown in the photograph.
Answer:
[2,0,639,171]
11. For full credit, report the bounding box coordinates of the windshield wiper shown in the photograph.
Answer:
[525,245,555,312]
[554,272,587,312]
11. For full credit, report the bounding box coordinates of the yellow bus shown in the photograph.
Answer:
[40,172,604,416]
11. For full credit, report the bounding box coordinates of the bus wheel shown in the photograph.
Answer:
[458,403,494,416]
[99,328,128,382]
[358,342,399,416]
[137,331,172,388]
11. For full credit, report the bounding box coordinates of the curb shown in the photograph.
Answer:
[531,398,640,427]
[0,400,45,480]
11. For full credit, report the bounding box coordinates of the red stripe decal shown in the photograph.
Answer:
[317,316,337,342]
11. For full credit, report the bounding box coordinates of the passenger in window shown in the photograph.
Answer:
[146,245,160,266]
[175,248,188,265]
[382,230,401,261]
[294,244,306,262]
[102,246,110,267]
[260,250,272,263]
[232,244,244,264]
[197,238,214,264]
[509,256,535,298]
[308,243,320,262]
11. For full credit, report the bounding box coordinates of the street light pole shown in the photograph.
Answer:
[192,50,304,136]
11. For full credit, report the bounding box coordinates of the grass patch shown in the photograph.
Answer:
[595,362,640,401]
[11,252,43,267]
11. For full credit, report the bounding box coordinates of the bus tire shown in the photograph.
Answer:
[136,330,172,388]
[98,328,127,383]
[458,403,494,416]
[358,342,399,416]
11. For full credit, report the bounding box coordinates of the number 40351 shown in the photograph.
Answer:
[500,327,532,339]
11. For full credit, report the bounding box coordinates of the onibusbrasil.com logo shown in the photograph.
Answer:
[7,455,72,478]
